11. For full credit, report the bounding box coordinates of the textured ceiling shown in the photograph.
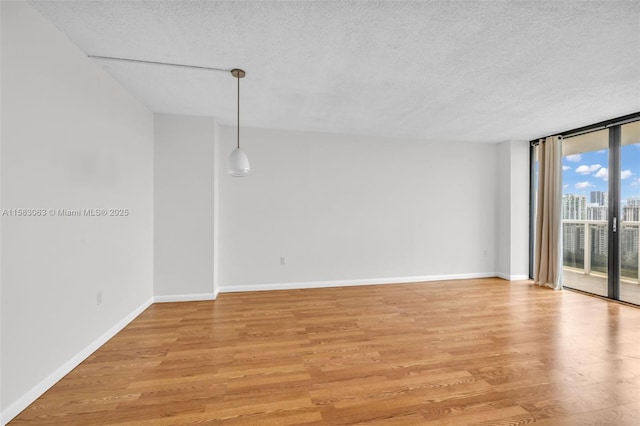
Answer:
[29,0,640,143]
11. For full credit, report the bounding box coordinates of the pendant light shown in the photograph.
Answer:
[228,68,250,177]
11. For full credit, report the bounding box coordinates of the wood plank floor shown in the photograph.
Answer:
[10,278,640,425]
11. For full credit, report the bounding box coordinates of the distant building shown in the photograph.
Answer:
[587,205,608,221]
[562,194,587,220]
[591,224,608,256]
[563,223,584,258]
[627,197,640,207]
[623,205,640,222]
[621,225,639,264]
[590,191,608,207]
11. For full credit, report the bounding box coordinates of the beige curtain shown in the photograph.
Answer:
[534,136,563,289]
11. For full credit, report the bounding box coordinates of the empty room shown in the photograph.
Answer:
[2,0,640,424]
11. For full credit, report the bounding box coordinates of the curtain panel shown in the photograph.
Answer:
[534,136,563,290]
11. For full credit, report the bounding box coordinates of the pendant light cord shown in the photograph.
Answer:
[87,55,232,73]
[237,74,240,150]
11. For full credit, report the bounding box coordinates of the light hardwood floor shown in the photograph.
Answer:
[10,278,640,425]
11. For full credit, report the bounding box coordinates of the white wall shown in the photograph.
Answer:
[1,1,154,422]
[219,127,499,290]
[509,141,530,277]
[497,142,512,276]
[154,114,218,300]
[496,140,530,280]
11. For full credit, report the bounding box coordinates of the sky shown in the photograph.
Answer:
[562,142,640,205]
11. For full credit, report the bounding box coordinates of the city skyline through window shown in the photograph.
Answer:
[562,146,640,210]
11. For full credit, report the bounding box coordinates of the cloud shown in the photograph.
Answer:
[595,167,608,180]
[563,184,569,189]
[575,164,602,175]
[562,165,571,171]
[631,178,640,187]
[575,181,594,189]
[595,169,633,181]
[597,149,607,154]
[565,154,582,162]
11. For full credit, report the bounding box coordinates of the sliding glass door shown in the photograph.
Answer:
[620,121,640,304]
[559,120,640,304]
[561,130,610,297]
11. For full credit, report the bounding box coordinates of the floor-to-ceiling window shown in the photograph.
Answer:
[619,121,640,304]
[530,114,640,305]
[561,129,610,297]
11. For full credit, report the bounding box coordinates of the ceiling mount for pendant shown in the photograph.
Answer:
[231,68,246,78]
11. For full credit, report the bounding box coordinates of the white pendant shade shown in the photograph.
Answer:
[228,148,250,177]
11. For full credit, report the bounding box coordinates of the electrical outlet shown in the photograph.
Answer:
[97,291,102,306]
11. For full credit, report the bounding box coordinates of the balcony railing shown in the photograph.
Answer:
[562,220,640,281]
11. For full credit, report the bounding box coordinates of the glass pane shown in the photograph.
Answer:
[590,223,608,275]
[561,129,608,297]
[620,121,640,305]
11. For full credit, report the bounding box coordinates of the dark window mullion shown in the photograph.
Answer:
[608,126,621,300]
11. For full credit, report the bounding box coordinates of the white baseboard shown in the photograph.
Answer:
[218,272,498,293]
[0,297,154,426]
[496,273,531,281]
[154,292,217,303]
[509,275,531,281]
